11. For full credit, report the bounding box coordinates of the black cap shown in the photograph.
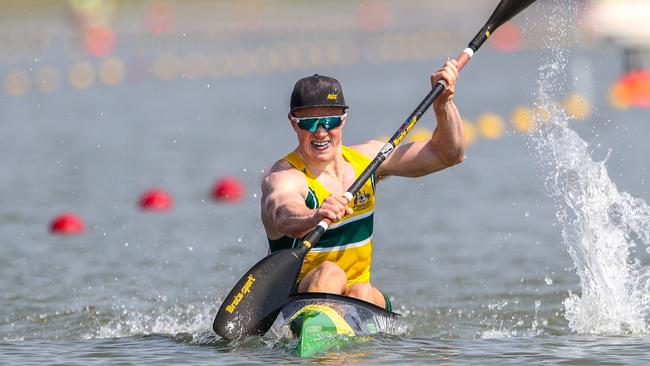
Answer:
[290,74,348,114]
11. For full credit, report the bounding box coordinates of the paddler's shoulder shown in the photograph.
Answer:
[261,159,308,193]
[349,140,386,161]
[265,158,293,175]
[264,158,306,178]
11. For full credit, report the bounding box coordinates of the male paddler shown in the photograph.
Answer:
[261,61,464,310]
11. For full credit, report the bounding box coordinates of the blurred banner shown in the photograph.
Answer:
[1,0,552,96]
[2,1,647,107]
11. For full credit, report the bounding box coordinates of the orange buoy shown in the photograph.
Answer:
[477,113,505,139]
[614,70,650,108]
[50,213,84,234]
[212,177,245,202]
[140,188,172,211]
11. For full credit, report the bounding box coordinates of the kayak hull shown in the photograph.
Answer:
[270,292,401,357]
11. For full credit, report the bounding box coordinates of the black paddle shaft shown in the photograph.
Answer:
[300,81,446,247]
[300,0,538,248]
[213,82,446,341]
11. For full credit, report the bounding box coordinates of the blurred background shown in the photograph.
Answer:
[2,0,650,364]
[2,0,648,236]
[1,0,648,154]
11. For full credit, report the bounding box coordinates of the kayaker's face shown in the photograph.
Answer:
[289,106,346,163]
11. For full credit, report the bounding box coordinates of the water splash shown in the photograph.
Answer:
[92,301,216,341]
[529,1,650,335]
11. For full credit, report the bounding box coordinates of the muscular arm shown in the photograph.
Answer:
[261,163,317,240]
[261,161,352,240]
[354,61,465,178]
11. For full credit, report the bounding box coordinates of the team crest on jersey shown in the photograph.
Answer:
[353,190,372,210]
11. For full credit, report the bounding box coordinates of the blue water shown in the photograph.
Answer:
[2,1,650,364]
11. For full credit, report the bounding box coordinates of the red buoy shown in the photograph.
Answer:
[83,26,117,58]
[212,177,245,202]
[140,188,172,211]
[50,213,85,234]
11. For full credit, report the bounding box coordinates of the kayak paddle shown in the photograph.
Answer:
[213,0,538,340]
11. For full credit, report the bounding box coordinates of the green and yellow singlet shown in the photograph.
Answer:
[268,145,376,287]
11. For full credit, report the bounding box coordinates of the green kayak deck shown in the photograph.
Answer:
[270,292,401,357]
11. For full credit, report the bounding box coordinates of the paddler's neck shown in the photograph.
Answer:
[296,149,345,181]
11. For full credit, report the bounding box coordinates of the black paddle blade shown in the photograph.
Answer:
[487,0,537,29]
[213,244,308,340]
[469,0,538,51]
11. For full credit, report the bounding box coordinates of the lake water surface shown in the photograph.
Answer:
[3,1,650,364]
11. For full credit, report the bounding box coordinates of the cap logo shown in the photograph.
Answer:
[327,93,338,100]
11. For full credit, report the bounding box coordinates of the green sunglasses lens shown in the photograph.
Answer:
[296,116,343,132]
[297,118,319,132]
